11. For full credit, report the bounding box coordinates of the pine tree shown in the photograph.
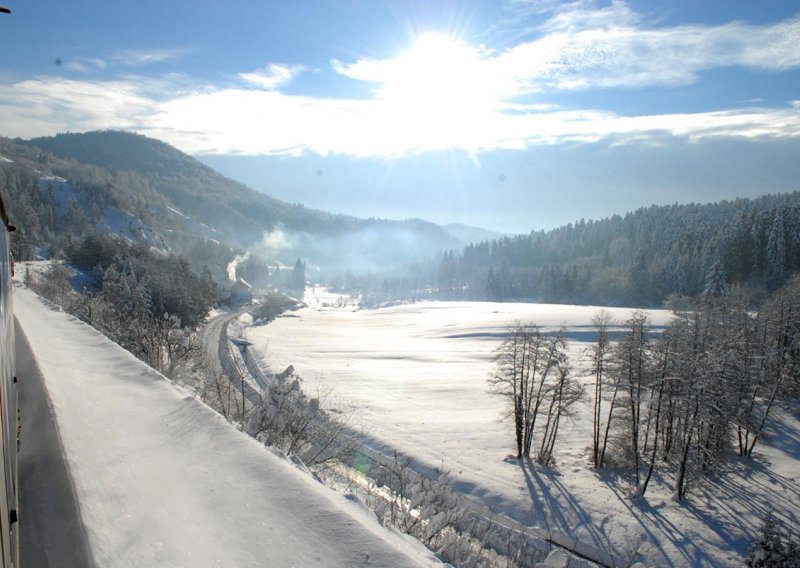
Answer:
[767,207,786,289]
[628,252,651,306]
[498,260,513,301]
[702,259,727,299]
[484,267,498,300]
[746,512,800,567]
[291,258,306,293]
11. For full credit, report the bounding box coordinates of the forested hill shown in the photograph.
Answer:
[436,193,800,307]
[0,131,461,278]
[25,131,347,242]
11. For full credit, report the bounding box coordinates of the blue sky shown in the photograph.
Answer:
[1,0,799,233]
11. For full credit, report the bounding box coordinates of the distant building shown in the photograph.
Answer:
[228,278,253,305]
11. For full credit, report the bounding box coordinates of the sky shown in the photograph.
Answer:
[1,0,799,233]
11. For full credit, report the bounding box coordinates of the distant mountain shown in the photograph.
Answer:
[443,223,506,245]
[1,131,461,278]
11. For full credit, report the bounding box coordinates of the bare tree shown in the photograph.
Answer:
[538,363,582,467]
[523,332,566,459]
[736,277,800,456]
[489,321,531,459]
[195,360,243,422]
[610,310,651,488]
[245,366,361,470]
[636,325,674,497]
[490,322,572,463]
[589,309,613,469]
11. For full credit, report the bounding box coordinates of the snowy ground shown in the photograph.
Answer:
[14,286,441,568]
[245,288,800,567]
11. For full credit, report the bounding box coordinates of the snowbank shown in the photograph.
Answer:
[15,287,440,567]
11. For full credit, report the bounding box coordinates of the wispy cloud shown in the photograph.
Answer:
[0,77,158,137]
[64,57,108,73]
[239,64,306,90]
[112,47,189,67]
[503,12,800,92]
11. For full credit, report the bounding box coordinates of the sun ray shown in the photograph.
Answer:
[364,32,513,154]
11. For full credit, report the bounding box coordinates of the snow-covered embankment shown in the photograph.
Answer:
[14,287,440,567]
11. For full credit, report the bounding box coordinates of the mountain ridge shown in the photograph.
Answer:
[2,131,469,277]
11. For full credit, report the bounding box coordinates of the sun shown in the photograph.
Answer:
[370,32,508,152]
[378,33,492,108]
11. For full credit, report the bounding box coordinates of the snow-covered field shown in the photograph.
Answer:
[14,286,441,567]
[247,288,800,567]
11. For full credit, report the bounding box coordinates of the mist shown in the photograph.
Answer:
[232,220,461,287]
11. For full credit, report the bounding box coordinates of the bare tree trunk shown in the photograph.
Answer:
[514,395,524,459]
[637,380,664,498]
[745,381,781,456]
[599,378,619,469]
[591,311,611,469]
[674,397,698,502]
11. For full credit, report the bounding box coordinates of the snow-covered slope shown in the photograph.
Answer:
[14,287,440,567]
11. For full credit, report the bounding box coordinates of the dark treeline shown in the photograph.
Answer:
[5,132,800,310]
[0,134,290,285]
[436,193,800,307]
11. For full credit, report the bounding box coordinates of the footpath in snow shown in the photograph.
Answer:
[14,287,440,568]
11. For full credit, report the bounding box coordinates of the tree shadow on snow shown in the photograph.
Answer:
[760,403,800,458]
[517,459,638,566]
[681,456,800,561]
[516,457,736,567]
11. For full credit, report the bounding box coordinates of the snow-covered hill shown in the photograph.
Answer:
[14,286,441,567]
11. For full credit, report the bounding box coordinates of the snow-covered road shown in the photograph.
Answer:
[15,287,440,567]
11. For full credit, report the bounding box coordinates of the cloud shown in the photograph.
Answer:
[1,3,799,158]
[4,74,796,157]
[64,57,108,73]
[239,64,306,90]
[534,0,641,33]
[502,14,800,92]
[57,48,190,75]
[0,77,158,137]
[112,47,189,67]
[338,3,800,97]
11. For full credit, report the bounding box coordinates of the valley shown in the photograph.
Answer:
[243,294,800,567]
